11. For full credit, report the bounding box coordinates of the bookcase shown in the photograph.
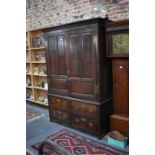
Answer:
[26,29,48,107]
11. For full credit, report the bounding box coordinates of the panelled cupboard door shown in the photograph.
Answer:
[113,60,129,115]
[68,27,97,99]
[45,26,99,100]
[46,32,69,95]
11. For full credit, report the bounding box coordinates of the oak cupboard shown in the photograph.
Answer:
[44,18,112,138]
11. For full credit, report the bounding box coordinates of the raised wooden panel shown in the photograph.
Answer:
[71,115,98,135]
[113,60,129,115]
[52,109,70,123]
[82,33,92,78]
[50,96,70,111]
[57,36,66,75]
[48,37,57,74]
[69,35,81,77]
[71,100,97,118]
[50,78,67,90]
[70,80,93,95]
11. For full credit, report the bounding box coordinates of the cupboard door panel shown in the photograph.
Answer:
[69,35,81,77]
[48,36,58,74]
[68,28,97,99]
[49,78,69,95]
[57,36,66,75]
[82,33,92,78]
[51,78,67,90]
[48,35,66,76]
[68,31,94,79]
[47,34,68,95]
[70,80,93,95]
[113,60,129,115]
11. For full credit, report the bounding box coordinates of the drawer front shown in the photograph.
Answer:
[71,115,98,135]
[71,100,97,118]
[52,109,70,123]
[50,96,70,111]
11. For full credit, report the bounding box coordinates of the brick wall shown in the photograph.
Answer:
[26,0,128,30]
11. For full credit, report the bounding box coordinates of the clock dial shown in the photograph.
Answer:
[112,33,129,54]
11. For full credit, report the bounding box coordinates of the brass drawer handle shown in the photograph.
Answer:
[81,104,86,108]
[81,118,87,122]
[58,111,61,114]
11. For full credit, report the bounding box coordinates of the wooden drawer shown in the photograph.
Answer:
[50,96,70,111]
[52,109,70,123]
[71,100,97,118]
[71,115,98,135]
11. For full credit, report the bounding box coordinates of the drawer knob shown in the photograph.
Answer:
[57,99,60,103]
[119,65,123,69]
[81,118,86,122]
[88,122,93,127]
[58,111,61,114]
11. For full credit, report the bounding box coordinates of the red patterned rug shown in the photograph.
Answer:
[32,129,128,155]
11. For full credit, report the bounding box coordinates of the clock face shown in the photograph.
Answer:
[112,33,129,54]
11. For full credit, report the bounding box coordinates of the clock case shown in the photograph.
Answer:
[105,20,129,136]
[106,20,129,57]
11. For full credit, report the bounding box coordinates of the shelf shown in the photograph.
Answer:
[26,62,30,63]
[26,99,34,102]
[34,87,48,91]
[31,61,46,63]
[26,99,48,107]
[32,74,47,77]
[26,73,31,75]
[30,47,45,50]
[26,86,33,89]
[34,100,48,107]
